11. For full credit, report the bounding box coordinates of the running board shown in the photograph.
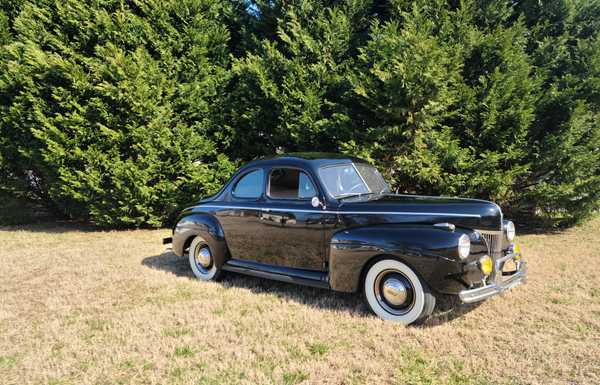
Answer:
[222,259,329,289]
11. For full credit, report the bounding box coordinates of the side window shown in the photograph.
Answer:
[269,168,317,200]
[232,169,264,199]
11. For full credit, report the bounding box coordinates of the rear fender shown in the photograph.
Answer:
[329,224,468,294]
[172,213,228,268]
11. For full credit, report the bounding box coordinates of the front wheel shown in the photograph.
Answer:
[188,236,222,281]
[363,258,435,325]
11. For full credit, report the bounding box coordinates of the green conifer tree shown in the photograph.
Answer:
[0,0,234,226]
[1,0,598,227]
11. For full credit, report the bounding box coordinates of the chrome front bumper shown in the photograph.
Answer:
[459,254,527,304]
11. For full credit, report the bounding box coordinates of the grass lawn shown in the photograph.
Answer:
[0,218,599,385]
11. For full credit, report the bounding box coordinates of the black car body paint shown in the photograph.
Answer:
[169,153,519,297]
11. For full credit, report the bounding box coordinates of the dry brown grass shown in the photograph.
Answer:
[1,217,599,385]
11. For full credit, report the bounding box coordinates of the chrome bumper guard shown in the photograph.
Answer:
[459,253,527,304]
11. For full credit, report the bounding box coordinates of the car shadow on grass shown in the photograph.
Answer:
[142,250,481,326]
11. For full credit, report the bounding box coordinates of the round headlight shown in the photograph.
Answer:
[505,220,516,241]
[458,234,470,259]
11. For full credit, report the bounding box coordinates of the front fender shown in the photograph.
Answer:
[172,212,228,269]
[329,224,472,294]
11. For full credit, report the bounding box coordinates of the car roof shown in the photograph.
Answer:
[243,152,369,169]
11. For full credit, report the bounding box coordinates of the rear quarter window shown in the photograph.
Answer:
[232,169,264,198]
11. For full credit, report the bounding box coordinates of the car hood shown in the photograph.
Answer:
[337,194,503,231]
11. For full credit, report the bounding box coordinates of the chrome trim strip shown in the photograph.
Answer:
[434,222,456,231]
[477,229,503,235]
[193,205,482,218]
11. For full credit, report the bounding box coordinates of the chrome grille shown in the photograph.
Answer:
[479,231,503,258]
[479,230,504,283]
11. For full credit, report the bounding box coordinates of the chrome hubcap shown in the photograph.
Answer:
[374,270,415,316]
[382,278,409,306]
[195,246,211,268]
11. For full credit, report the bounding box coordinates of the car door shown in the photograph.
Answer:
[255,167,331,271]
[215,168,266,261]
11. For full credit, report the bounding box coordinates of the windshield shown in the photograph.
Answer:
[318,163,391,198]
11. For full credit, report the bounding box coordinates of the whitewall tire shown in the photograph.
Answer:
[188,236,221,281]
[363,258,435,325]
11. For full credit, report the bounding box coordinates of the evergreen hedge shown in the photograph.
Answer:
[1,0,599,227]
[0,0,236,226]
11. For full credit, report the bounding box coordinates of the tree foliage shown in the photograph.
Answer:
[0,0,235,226]
[1,0,599,227]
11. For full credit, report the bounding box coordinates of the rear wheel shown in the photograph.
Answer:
[363,258,435,325]
[188,236,222,281]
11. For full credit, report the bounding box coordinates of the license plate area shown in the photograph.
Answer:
[493,252,520,283]
[502,259,519,275]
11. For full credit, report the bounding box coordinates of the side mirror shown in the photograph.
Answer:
[311,196,323,209]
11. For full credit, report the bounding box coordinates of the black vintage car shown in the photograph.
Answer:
[164,153,527,325]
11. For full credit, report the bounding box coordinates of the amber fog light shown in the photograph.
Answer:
[479,256,493,276]
[513,243,522,260]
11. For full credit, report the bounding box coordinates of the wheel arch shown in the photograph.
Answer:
[181,235,197,255]
[357,253,420,293]
[172,212,229,269]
